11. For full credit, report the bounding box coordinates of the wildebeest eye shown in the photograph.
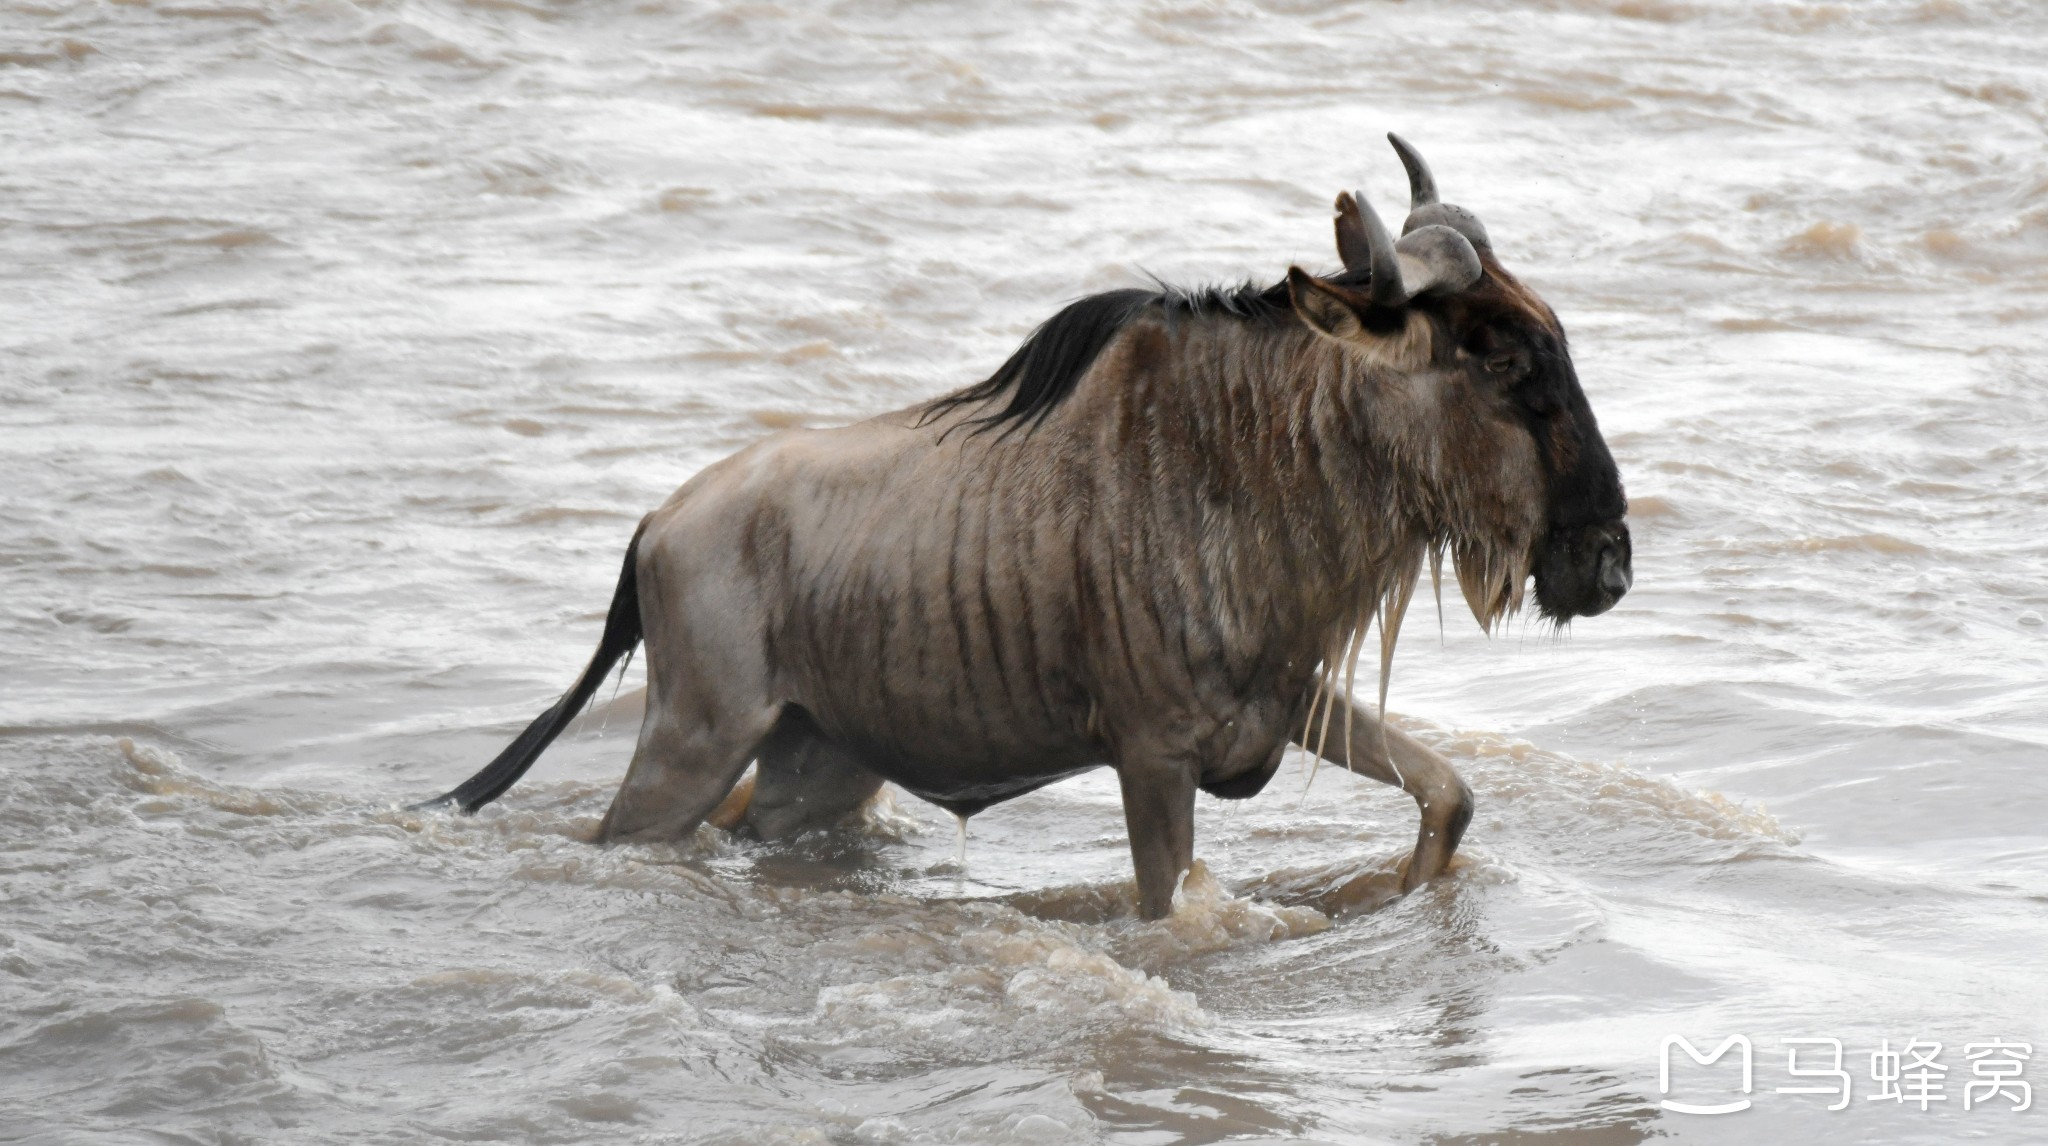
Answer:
[1484,353,1518,375]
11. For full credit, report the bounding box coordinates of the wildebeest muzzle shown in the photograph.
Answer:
[1535,521,1632,620]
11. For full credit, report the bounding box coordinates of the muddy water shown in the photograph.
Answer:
[5,0,2047,1142]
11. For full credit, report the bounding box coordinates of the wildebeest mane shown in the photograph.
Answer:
[923,270,1376,437]
[922,287,1154,437]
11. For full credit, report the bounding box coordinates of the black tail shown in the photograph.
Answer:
[409,522,647,814]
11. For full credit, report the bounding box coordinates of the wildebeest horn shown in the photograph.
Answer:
[1338,190,1483,306]
[1389,132,1439,207]
[1388,133,1492,254]
[1394,224,1483,299]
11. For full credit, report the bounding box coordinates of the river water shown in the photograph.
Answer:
[4,0,2046,1142]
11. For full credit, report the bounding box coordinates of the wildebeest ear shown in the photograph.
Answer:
[1287,266,1364,342]
[1333,192,1373,273]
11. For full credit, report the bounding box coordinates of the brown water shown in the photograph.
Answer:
[4,1,2047,1142]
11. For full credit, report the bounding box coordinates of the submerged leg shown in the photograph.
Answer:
[740,708,886,840]
[596,698,778,843]
[1295,697,1474,892]
[1116,756,1199,921]
[596,514,791,843]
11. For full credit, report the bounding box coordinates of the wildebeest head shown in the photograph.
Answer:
[1286,135,1631,627]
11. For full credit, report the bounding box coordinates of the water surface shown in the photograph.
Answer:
[4,1,2047,1142]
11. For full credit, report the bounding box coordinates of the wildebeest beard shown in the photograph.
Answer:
[409,135,1631,921]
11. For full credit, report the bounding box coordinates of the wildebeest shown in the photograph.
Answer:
[413,135,1631,920]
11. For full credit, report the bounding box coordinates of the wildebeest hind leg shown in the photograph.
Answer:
[596,523,784,844]
[597,696,777,843]
[1296,697,1475,893]
[595,594,779,845]
[740,707,886,840]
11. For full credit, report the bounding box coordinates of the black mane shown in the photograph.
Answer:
[924,273,1330,436]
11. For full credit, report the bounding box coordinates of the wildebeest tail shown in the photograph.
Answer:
[407,521,647,814]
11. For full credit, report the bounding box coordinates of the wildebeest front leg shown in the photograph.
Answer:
[1297,697,1475,892]
[1117,757,1198,920]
